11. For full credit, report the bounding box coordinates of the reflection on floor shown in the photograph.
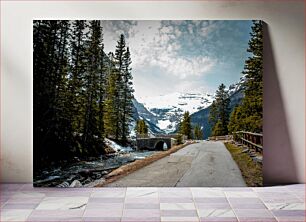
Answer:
[0,184,305,221]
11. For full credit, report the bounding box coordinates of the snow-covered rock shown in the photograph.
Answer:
[104,138,133,153]
[69,180,82,188]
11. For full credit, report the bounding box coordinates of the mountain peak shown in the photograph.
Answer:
[135,91,213,133]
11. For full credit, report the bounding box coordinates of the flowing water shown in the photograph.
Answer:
[34,149,156,187]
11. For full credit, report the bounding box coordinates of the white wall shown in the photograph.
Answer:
[1,1,305,184]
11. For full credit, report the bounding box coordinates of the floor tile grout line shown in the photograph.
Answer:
[190,187,201,222]
[254,189,281,222]
[0,196,10,208]
[80,188,93,222]
[224,189,239,222]
[250,186,268,210]
[120,187,127,222]
[1,184,305,222]
[289,188,305,202]
[23,190,47,221]
[0,187,21,208]
[158,187,161,222]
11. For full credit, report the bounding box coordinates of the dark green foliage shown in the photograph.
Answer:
[113,34,126,140]
[208,101,218,127]
[104,53,119,139]
[212,120,225,136]
[179,111,192,139]
[67,20,87,135]
[82,20,104,154]
[190,106,212,139]
[104,35,134,143]
[190,86,244,139]
[227,106,242,134]
[34,20,74,166]
[209,83,230,136]
[175,134,183,145]
[193,124,203,140]
[227,20,263,134]
[121,47,134,143]
[135,119,148,137]
[215,84,230,135]
[34,20,134,170]
[191,21,261,138]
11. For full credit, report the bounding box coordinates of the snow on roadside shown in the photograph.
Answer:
[104,138,133,153]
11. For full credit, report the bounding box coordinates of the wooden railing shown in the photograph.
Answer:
[208,135,233,141]
[233,131,263,153]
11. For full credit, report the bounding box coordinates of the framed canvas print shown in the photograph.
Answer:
[33,20,263,187]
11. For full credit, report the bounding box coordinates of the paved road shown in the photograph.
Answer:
[107,141,246,187]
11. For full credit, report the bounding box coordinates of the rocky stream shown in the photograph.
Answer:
[34,149,156,187]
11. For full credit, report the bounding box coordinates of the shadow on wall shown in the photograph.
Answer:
[263,23,298,186]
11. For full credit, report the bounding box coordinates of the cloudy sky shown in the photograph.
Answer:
[101,20,253,99]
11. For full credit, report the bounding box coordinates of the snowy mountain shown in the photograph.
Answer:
[130,99,164,138]
[228,74,246,96]
[190,76,246,139]
[134,92,214,134]
[131,76,246,137]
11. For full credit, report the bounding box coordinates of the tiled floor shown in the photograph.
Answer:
[0,184,304,222]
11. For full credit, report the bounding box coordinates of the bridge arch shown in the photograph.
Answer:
[154,140,168,151]
[136,137,176,151]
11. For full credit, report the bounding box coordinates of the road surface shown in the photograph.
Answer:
[107,141,246,187]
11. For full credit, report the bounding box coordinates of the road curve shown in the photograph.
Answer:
[107,141,246,187]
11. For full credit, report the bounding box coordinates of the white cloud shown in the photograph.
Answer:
[101,20,222,97]
[150,54,215,79]
[120,21,216,79]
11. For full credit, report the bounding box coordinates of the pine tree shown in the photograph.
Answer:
[135,119,148,137]
[193,124,203,140]
[104,52,119,139]
[227,106,243,134]
[227,20,263,133]
[34,20,135,170]
[180,111,192,139]
[53,21,75,156]
[34,20,75,162]
[82,20,104,154]
[113,34,126,140]
[175,134,183,144]
[216,84,230,134]
[121,47,134,143]
[240,20,263,132]
[97,43,106,139]
[212,120,224,136]
[209,83,230,136]
[67,20,87,139]
[209,101,218,127]
[34,20,60,166]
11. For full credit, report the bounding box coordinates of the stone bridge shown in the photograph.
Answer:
[136,137,177,151]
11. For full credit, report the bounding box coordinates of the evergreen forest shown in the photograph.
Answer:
[209,20,263,136]
[34,20,134,169]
